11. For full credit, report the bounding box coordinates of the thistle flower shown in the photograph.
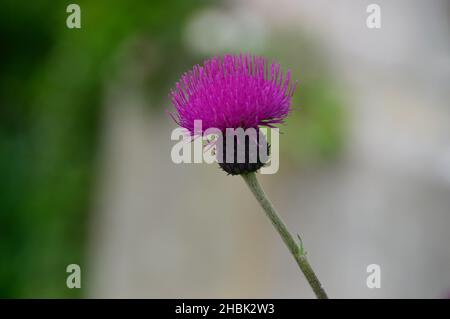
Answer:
[168,54,328,299]
[169,54,296,175]
[169,54,296,134]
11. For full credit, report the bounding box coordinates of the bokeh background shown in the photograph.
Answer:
[1,0,449,298]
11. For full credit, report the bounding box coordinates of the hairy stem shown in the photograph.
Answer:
[241,172,328,299]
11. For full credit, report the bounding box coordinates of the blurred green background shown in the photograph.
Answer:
[0,0,215,297]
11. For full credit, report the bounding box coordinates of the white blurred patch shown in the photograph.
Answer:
[184,7,268,55]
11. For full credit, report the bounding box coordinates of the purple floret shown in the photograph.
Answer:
[169,54,296,135]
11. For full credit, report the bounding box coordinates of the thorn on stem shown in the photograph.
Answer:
[297,233,307,256]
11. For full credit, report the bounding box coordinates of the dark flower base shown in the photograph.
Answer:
[217,131,270,175]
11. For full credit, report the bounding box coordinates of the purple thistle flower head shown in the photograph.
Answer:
[169,54,296,135]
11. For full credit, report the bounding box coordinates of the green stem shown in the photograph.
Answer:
[241,172,328,299]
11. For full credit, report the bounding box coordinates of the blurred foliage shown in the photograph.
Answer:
[284,81,346,162]
[266,32,346,165]
[0,0,207,297]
